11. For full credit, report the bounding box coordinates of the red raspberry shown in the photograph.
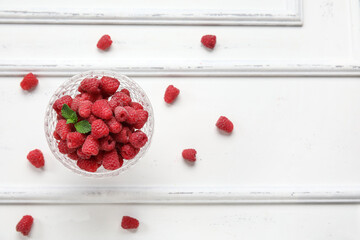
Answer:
[55,119,72,140]
[100,76,120,95]
[16,215,33,236]
[53,95,73,114]
[102,149,122,170]
[120,88,130,96]
[53,130,61,140]
[92,99,113,120]
[86,114,98,124]
[133,109,148,129]
[121,216,139,229]
[216,116,233,133]
[100,135,116,151]
[182,149,197,162]
[130,102,143,110]
[201,35,216,49]
[77,148,91,159]
[78,100,93,118]
[79,78,101,94]
[114,127,132,144]
[82,135,100,156]
[106,117,122,134]
[71,96,83,112]
[27,149,45,168]
[95,151,104,165]
[129,130,148,148]
[91,119,109,139]
[97,34,112,50]
[114,106,128,122]
[120,144,139,160]
[67,152,80,161]
[81,92,102,103]
[58,140,76,154]
[20,73,38,91]
[112,92,132,106]
[164,85,180,104]
[77,158,99,172]
[66,132,85,149]
[124,106,137,124]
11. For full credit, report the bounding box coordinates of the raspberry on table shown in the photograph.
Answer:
[130,102,143,110]
[27,149,45,168]
[106,117,122,134]
[79,78,101,94]
[124,106,137,124]
[100,135,116,151]
[77,158,99,172]
[78,100,93,118]
[216,116,234,133]
[82,135,100,156]
[182,149,197,162]
[114,127,132,144]
[97,34,112,50]
[68,152,80,161]
[129,130,148,148]
[16,215,33,236]
[121,216,139,229]
[20,73,38,91]
[77,148,91,159]
[120,88,130,96]
[164,85,180,104]
[120,144,139,160]
[92,99,113,120]
[91,119,110,139]
[100,76,120,95]
[102,149,122,170]
[114,106,128,122]
[201,35,216,49]
[55,119,73,140]
[66,132,86,149]
[53,95,73,114]
[133,109,148,129]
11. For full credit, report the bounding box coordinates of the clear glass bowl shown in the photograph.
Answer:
[44,70,154,178]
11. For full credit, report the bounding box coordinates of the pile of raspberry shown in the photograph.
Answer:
[52,76,149,173]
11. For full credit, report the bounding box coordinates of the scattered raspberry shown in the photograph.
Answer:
[71,96,83,112]
[164,85,180,104]
[78,100,93,118]
[97,34,112,50]
[120,88,130,96]
[201,35,216,49]
[100,135,116,151]
[114,127,132,144]
[66,132,85,149]
[82,135,100,156]
[216,116,233,133]
[112,92,132,106]
[67,152,80,161]
[53,130,61,140]
[133,109,148,129]
[91,119,110,139]
[27,149,45,168]
[58,140,76,154]
[92,99,113,120]
[114,106,128,122]
[102,149,122,170]
[86,114,98,124]
[79,78,101,94]
[100,76,120,95]
[55,119,72,140]
[16,215,33,236]
[130,102,143,110]
[106,117,122,134]
[124,106,137,124]
[129,130,148,148]
[120,144,139,160]
[121,216,139,229]
[20,73,38,91]
[182,149,197,162]
[53,95,73,114]
[77,148,91,159]
[77,158,99,172]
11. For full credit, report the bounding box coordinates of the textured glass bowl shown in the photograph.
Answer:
[44,70,154,178]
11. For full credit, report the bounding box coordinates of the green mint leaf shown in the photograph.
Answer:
[61,104,78,123]
[74,120,91,134]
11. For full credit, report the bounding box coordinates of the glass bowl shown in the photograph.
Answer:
[44,70,154,178]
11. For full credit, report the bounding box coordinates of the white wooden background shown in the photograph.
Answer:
[1,0,360,239]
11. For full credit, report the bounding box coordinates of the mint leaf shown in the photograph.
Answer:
[75,120,91,134]
[61,104,78,124]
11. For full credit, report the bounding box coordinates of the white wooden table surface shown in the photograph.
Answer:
[1,0,360,239]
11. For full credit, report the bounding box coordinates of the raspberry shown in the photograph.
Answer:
[67,152,80,161]
[81,92,102,103]
[114,127,132,144]
[108,98,119,111]
[55,119,72,140]
[71,96,83,112]
[120,144,139,160]
[106,117,122,134]
[114,106,128,122]
[16,215,33,236]
[86,114,98,124]
[53,130,61,140]
[182,149,197,162]
[66,132,86,149]
[133,109,148,129]
[95,151,104,165]
[201,35,216,49]
[20,73,38,91]
[124,106,137,124]
[77,148,91,159]
[82,135,100,156]
[92,99,113,120]
[100,76,120,95]
[97,34,112,50]
[77,158,99,172]
[120,88,130,96]
[100,135,116,151]
[79,78,101,94]
[27,149,45,168]
[164,85,180,104]
[58,140,76,154]
[78,100,93,118]
[102,149,122,170]
[121,216,139,229]
[130,102,143,110]
[216,116,233,133]
[91,119,110,139]
[112,92,132,106]
[129,130,148,148]
[53,95,73,114]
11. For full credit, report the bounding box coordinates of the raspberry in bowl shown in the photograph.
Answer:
[44,70,154,177]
